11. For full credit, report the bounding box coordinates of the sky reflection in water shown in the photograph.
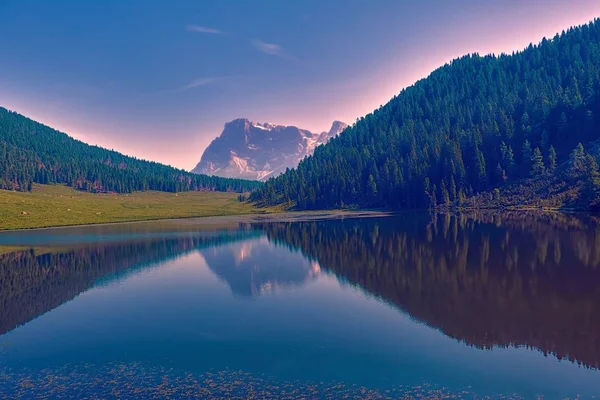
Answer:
[1,213,599,398]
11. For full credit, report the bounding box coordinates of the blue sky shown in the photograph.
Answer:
[1,0,599,169]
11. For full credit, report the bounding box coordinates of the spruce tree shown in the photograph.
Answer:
[548,146,557,172]
[569,143,587,178]
[531,148,545,176]
[521,140,533,176]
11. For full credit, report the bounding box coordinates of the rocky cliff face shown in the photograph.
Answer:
[191,119,347,181]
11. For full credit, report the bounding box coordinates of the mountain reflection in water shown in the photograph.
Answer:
[202,237,321,297]
[0,229,259,336]
[0,211,599,388]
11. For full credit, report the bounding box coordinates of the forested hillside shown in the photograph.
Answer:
[0,108,261,193]
[252,19,600,210]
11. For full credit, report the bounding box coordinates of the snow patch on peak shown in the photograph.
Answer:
[229,153,248,170]
[251,122,270,131]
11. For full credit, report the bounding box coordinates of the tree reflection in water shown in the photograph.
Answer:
[254,212,600,370]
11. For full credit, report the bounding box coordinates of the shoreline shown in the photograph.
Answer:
[2,205,597,233]
[0,210,394,234]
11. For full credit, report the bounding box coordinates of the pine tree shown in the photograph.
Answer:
[367,174,378,199]
[584,154,600,202]
[548,146,557,172]
[531,147,545,177]
[569,143,587,178]
[500,142,515,175]
[520,112,532,138]
[521,140,533,176]
[472,146,487,190]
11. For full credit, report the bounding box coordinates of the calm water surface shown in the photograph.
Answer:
[1,213,599,399]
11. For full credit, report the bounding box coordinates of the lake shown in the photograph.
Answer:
[1,212,599,399]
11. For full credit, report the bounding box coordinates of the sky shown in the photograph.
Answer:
[1,0,600,170]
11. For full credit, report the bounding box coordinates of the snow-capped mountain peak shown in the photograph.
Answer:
[191,119,348,181]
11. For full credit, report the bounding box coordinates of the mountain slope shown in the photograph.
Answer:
[192,119,347,181]
[0,108,262,193]
[252,19,600,210]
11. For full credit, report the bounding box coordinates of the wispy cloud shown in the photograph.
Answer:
[186,24,224,35]
[251,39,295,60]
[179,77,225,91]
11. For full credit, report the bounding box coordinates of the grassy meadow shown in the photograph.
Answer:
[0,184,269,230]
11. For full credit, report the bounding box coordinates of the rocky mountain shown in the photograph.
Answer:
[191,119,348,181]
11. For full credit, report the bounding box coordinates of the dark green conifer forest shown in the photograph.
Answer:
[251,19,600,210]
[0,107,261,193]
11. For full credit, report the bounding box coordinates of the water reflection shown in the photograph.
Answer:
[254,211,600,370]
[0,210,599,395]
[202,237,321,297]
[0,230,258,335]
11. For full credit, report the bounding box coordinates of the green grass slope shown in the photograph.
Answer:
[0,184,268,230]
